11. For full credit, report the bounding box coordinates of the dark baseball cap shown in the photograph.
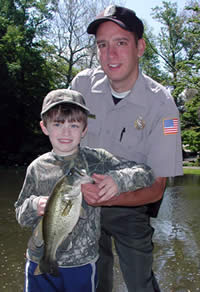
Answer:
[41,89,90,117]
[87,5,144,39]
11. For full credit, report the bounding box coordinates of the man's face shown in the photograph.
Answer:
[96,21,145,92]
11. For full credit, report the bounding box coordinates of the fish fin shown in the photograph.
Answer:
[39,257,59,277]
[32,219,44,248]
[62,200,72,216]
[66,240,73,251]
[79,206,87,219]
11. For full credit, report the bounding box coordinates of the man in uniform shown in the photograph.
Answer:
[71,5,183,292]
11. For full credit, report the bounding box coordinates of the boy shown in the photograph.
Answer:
[15,89,154,292]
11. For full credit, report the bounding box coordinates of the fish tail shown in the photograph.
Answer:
[39,256,59,277]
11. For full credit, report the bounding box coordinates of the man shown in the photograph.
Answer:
[71,5,183,292]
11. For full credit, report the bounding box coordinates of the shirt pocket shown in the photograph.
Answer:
[119,124,144,146]
[112,124,147,162]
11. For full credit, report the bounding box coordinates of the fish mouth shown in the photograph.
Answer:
[70,167,86,177]
[70,168,95,183]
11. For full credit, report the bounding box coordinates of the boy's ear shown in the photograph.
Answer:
[40,121,49,136]
[81,126,88,138]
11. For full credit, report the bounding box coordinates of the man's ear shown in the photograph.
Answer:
[137,38,146,58]
[81,126,88,138]
[40,121,49,136]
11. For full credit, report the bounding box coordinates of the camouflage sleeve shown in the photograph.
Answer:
[14,165,40,227]
[107,164,155,195]
[85,147,155,195]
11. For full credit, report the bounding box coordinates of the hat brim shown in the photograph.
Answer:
[41,101,90,117]
[87,18,128,35]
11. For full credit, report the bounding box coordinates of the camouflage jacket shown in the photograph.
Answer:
[15,146,154,267]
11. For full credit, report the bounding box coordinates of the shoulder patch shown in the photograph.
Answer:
[163,118,178,135]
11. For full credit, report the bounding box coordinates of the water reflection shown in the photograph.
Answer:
[152,175,200,292]
[0,169,30,291]
[114,174,200,292]
[0,170,200,291]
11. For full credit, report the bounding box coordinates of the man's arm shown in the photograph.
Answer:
[81,177,166,207]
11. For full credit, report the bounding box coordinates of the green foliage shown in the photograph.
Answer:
[151,1,185,76]
[141,24,168,84]
[0,0,57,165]
[181,94,200,154]
[149,1,200,156]
[182,129,200,153]
[181,98,200,127]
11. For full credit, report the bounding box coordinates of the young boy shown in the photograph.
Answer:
[15,89,154,292]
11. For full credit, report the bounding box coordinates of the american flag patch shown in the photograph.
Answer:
[163,118,178,135]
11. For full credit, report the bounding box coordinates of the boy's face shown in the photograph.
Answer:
[40,119,87,156]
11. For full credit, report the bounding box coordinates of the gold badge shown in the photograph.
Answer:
[104,5,116,17]
[134,116,145,130]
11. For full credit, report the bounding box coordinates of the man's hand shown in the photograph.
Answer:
[81,173,119,206]
[93,174,118,201]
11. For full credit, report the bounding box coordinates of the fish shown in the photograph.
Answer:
[34,168,93,276]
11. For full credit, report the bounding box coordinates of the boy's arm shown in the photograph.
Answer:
[107,162,155,194]
[86,147,155,192]
[15,195,40,226]
[15,166,46,227]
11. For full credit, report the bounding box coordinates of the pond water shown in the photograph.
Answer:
[0,169,200,292]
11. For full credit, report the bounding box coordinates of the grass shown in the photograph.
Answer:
[183,167,200,175]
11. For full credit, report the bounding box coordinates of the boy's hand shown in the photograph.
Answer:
[37,196,48,216]
[81,173,118,205]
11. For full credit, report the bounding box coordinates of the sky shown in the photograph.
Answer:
[124,0,188,34]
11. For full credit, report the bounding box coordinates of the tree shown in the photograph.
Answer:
[151,2,187,96]
[181,95,200,156]
[0,0,125,165]
[0,0,56,165]
[179,1,200,158]
[140,22,169,84]
[42,0,124,87]
[146,1,200,157]
[150,1,199,98]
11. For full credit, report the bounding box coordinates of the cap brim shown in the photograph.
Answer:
[87,18,127,34]
[41,101,90,117]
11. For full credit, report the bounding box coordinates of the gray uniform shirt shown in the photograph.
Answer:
[15,146,154,267]
[71,67,183,178]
